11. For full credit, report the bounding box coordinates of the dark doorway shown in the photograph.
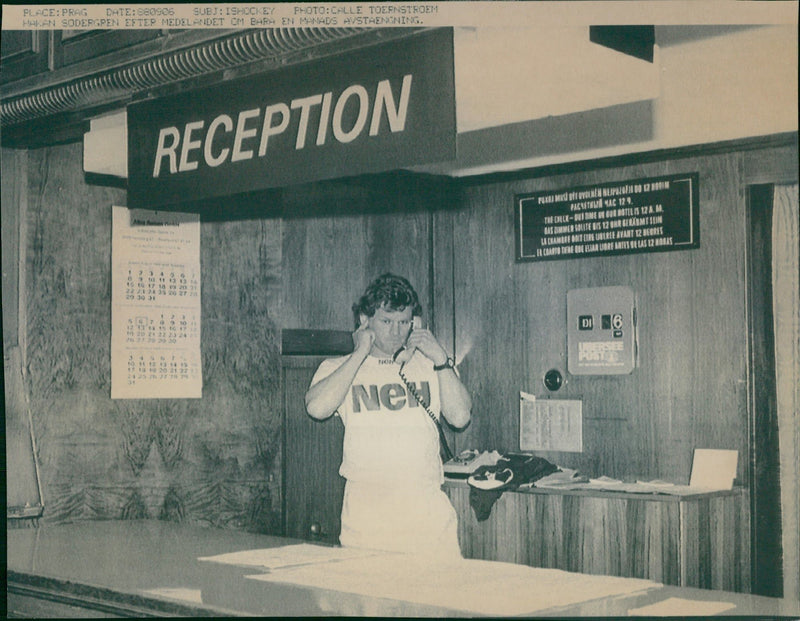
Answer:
[746,184,783,597]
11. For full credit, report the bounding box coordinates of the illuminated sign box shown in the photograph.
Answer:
[128,29,456,209]
[515,173,700,262]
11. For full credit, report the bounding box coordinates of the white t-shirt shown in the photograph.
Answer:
[310,351,443,485]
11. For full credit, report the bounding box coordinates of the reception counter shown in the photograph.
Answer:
[444,479,750,591]
[7,520,800,617]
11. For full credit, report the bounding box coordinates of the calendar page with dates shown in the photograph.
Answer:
[111,206,202,398]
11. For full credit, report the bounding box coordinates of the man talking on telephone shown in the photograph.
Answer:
[305,273,471,558]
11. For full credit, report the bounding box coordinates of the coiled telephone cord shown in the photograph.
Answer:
[397,364,454,462]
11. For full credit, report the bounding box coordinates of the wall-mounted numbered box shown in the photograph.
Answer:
[567,286,637,375]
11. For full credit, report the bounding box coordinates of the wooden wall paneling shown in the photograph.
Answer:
[635,249,696,480]
[1,148,23,348]
[443,485,472,557]
[618,160,696,482]
[569,495,630,577]
[196,214,283,531]
[679,497,713,590]
[281,176,433,332]
[696,497,713,590]
[684,154,749,477]
[625,497,649,580]
[654,499,681,584]
[561,494,587,574]
[734,489,752,593]
[18,142,284,530]
[453,184,531,452]
[642,157,745,484]
[710,495,728,589]
[450,178,514,449]
[282,357,344,543]
[368,173,446,317]
[450,486,491,560]
[429,178,460,449]
[281,180,375,330]
[679,499,699,588]
[454,152,752,487]
[446,483,747,589]
[431,187,456,349]
[526,492,566,570]
[444,485,519,563]
[634,498,681,585]
[5,345,43,517]
[575,493,595,569]
[363,189,431,309]
[282,210,368,330]
[743,143,799,185]
[24,143,125,523]
[710,494,740,591]
[2,146,32,517]
[469,492,510,562]
[490,491,529,565]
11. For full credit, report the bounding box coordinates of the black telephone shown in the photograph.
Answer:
[393,317,454,462]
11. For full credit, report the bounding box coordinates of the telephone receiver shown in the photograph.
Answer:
[392,316,423,365]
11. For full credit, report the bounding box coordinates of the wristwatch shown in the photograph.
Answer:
[433,356,455,371]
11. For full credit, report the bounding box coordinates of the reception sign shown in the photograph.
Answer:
[516,173,700,262]
[128,28,455,209]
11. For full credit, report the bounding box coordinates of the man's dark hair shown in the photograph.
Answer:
[352,273,422,327]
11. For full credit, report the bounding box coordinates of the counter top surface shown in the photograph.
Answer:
[7,520,800,617]
[7,520,293,616]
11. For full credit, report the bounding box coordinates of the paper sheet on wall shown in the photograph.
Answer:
[111,206,202,398]
[519,392,582,452]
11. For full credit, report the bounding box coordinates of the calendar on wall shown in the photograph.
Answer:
[111,206,202,398]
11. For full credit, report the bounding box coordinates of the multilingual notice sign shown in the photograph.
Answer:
[515,173,699,262]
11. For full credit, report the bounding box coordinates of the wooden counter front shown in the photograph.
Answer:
[443,480,750,593]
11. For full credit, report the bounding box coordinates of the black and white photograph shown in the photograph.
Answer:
[2,1,798,617]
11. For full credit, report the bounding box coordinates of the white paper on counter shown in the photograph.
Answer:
[689,449,738,490]
[628,596,737,616]
[247,555,659,617]
[198,543,388,569]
